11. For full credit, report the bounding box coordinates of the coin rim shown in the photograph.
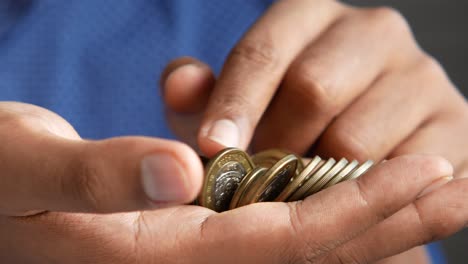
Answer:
[252,149,304,175]
[323,160,359,189]
[243,154,298,204]
[343,160,374,181]
[306,158,348,196]
[230,167,268,209]
[288,158,336,201]
[274,156,322,202]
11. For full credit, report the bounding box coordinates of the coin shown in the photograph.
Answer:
[305,158,348,196]
[322,160,359,189]
[242,154,298,205]
[275,156,322,202]
[198,148,254,212]
[341,160,374,182]
[288,158,336,201]
[252,149,304,174]
[231,167,268,209]
[198,147,375,211]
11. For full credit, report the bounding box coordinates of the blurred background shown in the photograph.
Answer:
[344,1,468,263]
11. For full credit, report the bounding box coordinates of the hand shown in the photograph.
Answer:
[0,108,460,263]
[162,0,468,262]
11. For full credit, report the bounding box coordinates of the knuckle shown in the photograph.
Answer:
[416,55,447,81]
[352,179,374,216]
[351,176,392,222]
[368,6,411,37]
[287,61,340,117]
[321,126,371,162]
[411,202,448,243]
[229,36,279,69]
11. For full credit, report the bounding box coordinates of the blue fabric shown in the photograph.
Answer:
[0,0,272,139]
[0,1,446,263]
[428,242,447,264]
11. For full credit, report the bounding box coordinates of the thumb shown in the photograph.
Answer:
[0,103,203,215]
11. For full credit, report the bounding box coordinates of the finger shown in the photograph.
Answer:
[0,108,203,214]
[199,155,453,263]
[322,176,468,264]
[254,7,418,154]
[161,57,215,148]
[314,57,445,162]
[198,0,344,156]
[391,107,468,171]
[161,56,215,113]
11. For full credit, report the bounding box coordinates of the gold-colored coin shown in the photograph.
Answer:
[230,167,268,209]
[198,148,254,212]
[305,158,348,196]
[289,158,336,201]
[323,160,359,189]
[275,156,322,202]
[252,149,304,174]
[242,154,298,205]
[341,160,374,182]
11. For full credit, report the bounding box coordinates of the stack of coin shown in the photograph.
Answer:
[198,148,374,212]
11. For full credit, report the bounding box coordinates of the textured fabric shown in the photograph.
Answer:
[0,1,445,262]
[0,0,272,139]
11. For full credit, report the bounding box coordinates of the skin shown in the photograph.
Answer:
[1,0,468,263]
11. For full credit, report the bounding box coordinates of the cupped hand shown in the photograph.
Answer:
[2,136,465,263]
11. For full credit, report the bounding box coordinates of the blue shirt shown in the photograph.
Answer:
[0,1,445,263]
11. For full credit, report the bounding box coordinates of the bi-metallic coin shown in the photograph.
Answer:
[198,148,254,212]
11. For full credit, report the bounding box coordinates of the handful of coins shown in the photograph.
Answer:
[197,148,374,212]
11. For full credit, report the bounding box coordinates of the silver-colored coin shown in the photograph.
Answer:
[288,158,336,201]
[323,160,359,189]
[214,161,247,210]
[341,160,374,182]
[306,158,348,196]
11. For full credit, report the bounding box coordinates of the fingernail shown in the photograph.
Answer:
[141,154,189,203]
[418,176,453,198]
[207,119,240,147]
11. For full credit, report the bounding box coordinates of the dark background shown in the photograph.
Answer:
[343,1,467,263]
